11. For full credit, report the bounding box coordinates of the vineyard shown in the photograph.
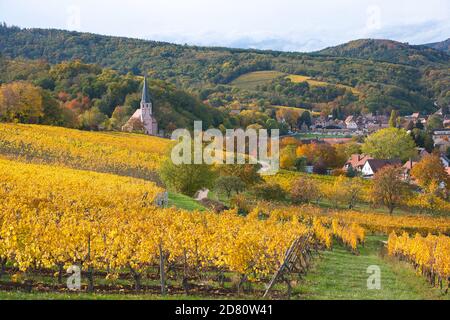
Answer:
[388,233,450,292]
[0,157,368,296]
[0,123,449,299]
[0,123,170,182]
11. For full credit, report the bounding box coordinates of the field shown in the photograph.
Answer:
[271,106,321,117]
[0,123,449,300]
[230,71,360,95]
[230,71,285,90]
[287,74,361,95]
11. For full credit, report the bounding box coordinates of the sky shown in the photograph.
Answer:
[0,0,449,52]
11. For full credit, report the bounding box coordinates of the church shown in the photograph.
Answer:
[122,76,158,135]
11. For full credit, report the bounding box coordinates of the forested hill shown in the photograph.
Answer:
[318,39,450,66]
[424,38,450,54]
[0,24,449,116]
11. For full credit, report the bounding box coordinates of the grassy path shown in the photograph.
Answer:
[297,235,449,300]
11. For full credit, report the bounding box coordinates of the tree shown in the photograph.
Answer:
[215,176,245,198]
[109,105,133,130]
[280,145,297,170]
[411,154,449,193]
[79,107,108,130]
[389,110,398,128]
[297,111,312,129]
[159,159,217,197]
[217,164,262,187]
[337,176,364,209]
[294,157,307,172]
[335,142,361,167]
[0,81,44,123]
[276,108,300,130]
[406,120,415,131]
[290,178,320,204]
[362,128,417,162]
[297,143,338,168]
[371,165,406,214]
[426,115,443,132]
[251,183,286,201]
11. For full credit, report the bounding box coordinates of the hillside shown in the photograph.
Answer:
[0,123,170,182]
[424,38,450,54]
[0,56,228,132]
[0,25,449,117]
[318,39,450,66]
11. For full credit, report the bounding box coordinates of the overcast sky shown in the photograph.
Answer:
[0,0,449,52]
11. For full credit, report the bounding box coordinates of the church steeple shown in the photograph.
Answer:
[141,75,151,104]
[122,73,158,136]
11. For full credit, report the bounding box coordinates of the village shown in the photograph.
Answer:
[277,107,450,180]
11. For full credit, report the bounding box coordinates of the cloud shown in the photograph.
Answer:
[1,0,449,51]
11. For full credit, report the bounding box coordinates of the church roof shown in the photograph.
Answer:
[141,76,151,104]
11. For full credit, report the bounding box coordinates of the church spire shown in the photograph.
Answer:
[141,75,151,104]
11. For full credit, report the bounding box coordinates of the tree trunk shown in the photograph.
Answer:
[237,274,246,296]
[389,204,394,214]
[159,243,167,296]
[57,263,64,285]
[182,250,189,295]
[0,258,6,278]
[87,266,94,292]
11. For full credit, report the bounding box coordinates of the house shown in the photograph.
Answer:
[343,154,373,172]
[444,119,450,128]
[122,76,158,135]
[344,116,358,130]
[404,112,420,122]
[432,130,450,152]
[441,154,450,168]
[402,159,418,182]
[417,148,430,159]
[361,159,402,178]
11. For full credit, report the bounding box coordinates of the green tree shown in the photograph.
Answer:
[426,114,443,132]
[362,128,417,162]
[388,110,398,128]
[159,159,217,197]
[215,176,246,198]
[79,107,108,130]
[251,183,286,201]
[217,164,262,187]
[297,111,312,129]
[280,145,298,169]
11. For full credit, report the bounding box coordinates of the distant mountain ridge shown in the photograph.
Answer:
[424,38,450,54]
[0,24,449,116]
[318,39,450,67]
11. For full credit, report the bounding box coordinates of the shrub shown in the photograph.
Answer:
[290,178,320,204]
[251,183,286,201]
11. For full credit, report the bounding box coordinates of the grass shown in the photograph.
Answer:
[0,291,208,300]
[231,71,285,90]
[1,236,447,300]
[168,192,206,211]
[231,70,360,95]
[271,106,321,117]
[287,74,360,95]
[297,235,449,300]
[290,132,353,139]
